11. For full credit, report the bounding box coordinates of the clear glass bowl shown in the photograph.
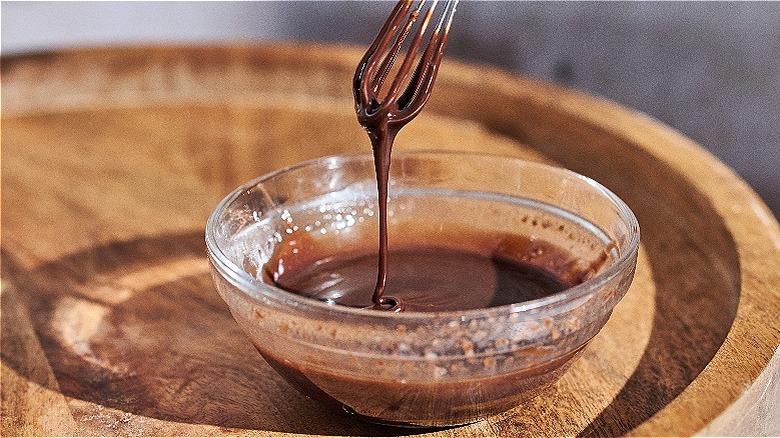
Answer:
[206,151,639,427]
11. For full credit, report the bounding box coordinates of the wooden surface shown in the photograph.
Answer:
[2,45,779,437]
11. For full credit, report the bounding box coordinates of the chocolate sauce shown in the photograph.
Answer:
[256,222,603,425]
[273,244,573,313]
[265,225,589,312]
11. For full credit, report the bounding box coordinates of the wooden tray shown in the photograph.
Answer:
[2,45,778,436]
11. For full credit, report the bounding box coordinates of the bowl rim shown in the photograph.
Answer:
[205,150,640,322]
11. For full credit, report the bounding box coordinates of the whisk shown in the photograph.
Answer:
[353,0,459,130]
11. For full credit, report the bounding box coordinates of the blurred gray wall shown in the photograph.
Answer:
[3,1,778,216]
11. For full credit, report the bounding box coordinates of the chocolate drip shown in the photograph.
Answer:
[353,1,455,310]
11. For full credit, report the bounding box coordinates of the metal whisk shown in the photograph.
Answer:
[353,0,458,130]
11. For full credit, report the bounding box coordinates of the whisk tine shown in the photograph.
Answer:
[382,1,438,103]
[370,1,426,96]
[396,0,457,116]
[353,1,413,107]
[437,0,457,34]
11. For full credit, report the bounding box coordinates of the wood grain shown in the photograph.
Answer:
[1,45,778,436]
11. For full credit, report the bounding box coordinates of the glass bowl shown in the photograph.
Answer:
[206,151,639,427]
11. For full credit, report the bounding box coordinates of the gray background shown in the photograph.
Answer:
[3,1,778,216]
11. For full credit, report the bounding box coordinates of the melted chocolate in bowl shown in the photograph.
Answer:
[255,226,598,424]
[268,232,584,312]
[207,153,639,427]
